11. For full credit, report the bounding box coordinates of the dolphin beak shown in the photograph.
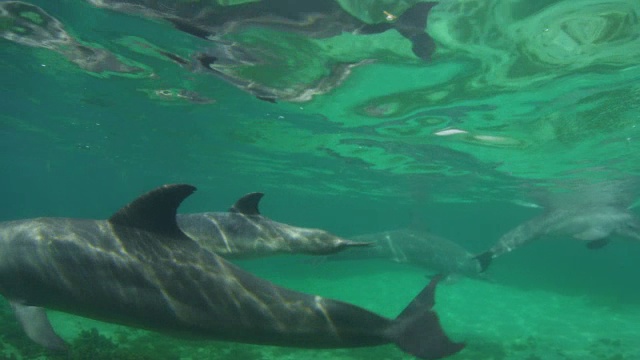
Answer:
[343,240,376,248]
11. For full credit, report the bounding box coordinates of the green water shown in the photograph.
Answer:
[1,0,640,359]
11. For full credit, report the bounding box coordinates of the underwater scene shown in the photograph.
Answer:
[1,0,640,359]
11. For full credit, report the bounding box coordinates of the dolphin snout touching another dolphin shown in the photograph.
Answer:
[0,184,463,359]
[177,192,374,259]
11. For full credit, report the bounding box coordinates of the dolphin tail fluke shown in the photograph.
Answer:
[387,274,464,360]
[473,251,494,273]
[394,2,438,60]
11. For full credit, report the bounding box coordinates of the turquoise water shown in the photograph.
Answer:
[2,0,640,359]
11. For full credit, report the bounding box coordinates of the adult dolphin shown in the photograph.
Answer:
[0,184,463,359]
[475,204,640,272]
[177,192,373,259]
[328,228,484,280]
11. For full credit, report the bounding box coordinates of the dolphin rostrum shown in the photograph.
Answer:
[0,184,464,359]
[177,192,373,259]
[0,2,145,75]
[474,205,640,272]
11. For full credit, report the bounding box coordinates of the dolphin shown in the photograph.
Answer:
[0,184,464,359]
[474,205,640,272]
[87,0,438,60]
[327,228,484,280]
[177,192,373,259]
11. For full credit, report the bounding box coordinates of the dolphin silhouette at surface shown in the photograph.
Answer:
[87,0,438,102]
[328,229,484,280]
[177,192,373,259]
[0,185,463,359]
[87,0,438,60]
[474,205,640,272]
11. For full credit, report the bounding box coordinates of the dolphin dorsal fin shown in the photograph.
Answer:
[109,184,196,236]
[230,192,264,215]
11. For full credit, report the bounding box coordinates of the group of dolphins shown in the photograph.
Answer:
[0,185,463,359]
[2,182,639,359]
[328,184,640,280]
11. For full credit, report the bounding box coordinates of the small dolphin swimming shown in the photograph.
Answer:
[0,184,463,359]
[177,192,372,259]
[327,228,483,279]
[475,203,640,272]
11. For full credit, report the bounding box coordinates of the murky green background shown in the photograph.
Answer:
[1,0,640,359]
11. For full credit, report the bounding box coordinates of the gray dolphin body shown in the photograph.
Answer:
[475,205,640,272]
[0,185,463,359]
[328,229,483,279]
[177,192,372,259]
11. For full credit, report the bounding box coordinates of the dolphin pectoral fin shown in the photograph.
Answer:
[473,251,494,273]
[108,184,196,238]
[388,274,464,359]
[229,192,264,215]
[10,302,67,351]
[586,238,611,250]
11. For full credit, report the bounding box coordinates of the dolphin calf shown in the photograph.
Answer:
[177,192,373,259]
[327,228,484,280]
[475,205,640,272]
[0,184,463,359]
